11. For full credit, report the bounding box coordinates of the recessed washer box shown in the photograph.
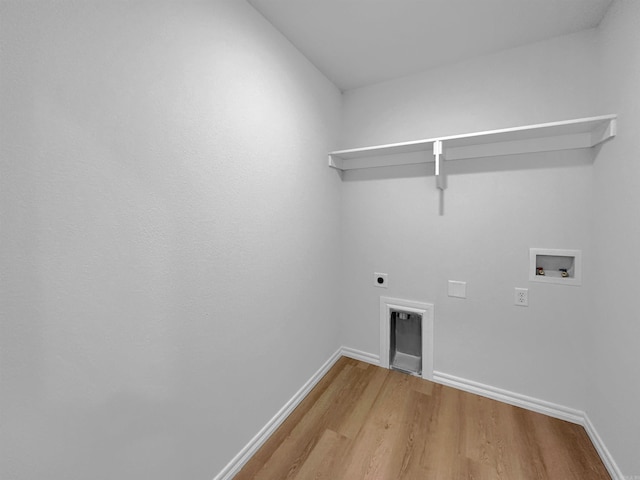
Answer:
[529,248,582,286]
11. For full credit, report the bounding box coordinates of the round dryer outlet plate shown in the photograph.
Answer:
[374,272,388,288]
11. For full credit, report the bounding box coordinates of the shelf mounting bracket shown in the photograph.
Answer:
[433,140,446,190]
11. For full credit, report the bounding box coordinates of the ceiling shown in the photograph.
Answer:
[247,0,612,91]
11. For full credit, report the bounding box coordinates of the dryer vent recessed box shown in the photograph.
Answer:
[529,248,582,286]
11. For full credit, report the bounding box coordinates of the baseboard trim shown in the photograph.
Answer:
[432,370,626,480]
[212,348,343,480]
[214,347,626,480]
[340,346,380,366]
[432,370,584,424]
[583,413,626,480]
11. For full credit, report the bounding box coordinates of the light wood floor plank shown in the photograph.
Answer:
[290,429,349,480]
[235,360,610,480]
[334,365,388,440]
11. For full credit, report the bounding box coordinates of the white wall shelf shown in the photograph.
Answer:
[328,114,617,190]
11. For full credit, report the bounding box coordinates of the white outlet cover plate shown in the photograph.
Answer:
[515,287,529,306]
[374,272,388,288]
[448,280,467,298]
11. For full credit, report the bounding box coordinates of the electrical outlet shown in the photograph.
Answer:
[514,288,528,307]
[374,273,388,288]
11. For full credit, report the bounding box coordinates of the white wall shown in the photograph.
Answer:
[2,0,637,477]
[590,0,640,476]
[341,13,640,475]
[340,30,602,411]
[0,1,342,479]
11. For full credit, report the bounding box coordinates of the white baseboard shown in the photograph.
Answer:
[212,348,343,480]
[340,346,380,366]
[432,370,625,480]
[214,347,626,480]
[583,413,626,480]
[432,370,584,424]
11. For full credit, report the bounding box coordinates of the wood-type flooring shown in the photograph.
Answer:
[235,357,610,479]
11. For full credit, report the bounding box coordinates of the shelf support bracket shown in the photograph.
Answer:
[433,140,446,190]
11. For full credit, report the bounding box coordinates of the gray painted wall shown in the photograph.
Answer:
[1,0,638,478]
[0,1,342,478]
[590,0,640,476]
[340,29,600,411]
[339,3,639,475]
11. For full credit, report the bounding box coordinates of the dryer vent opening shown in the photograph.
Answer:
[390,309,422,376]
[380,297,433,381]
